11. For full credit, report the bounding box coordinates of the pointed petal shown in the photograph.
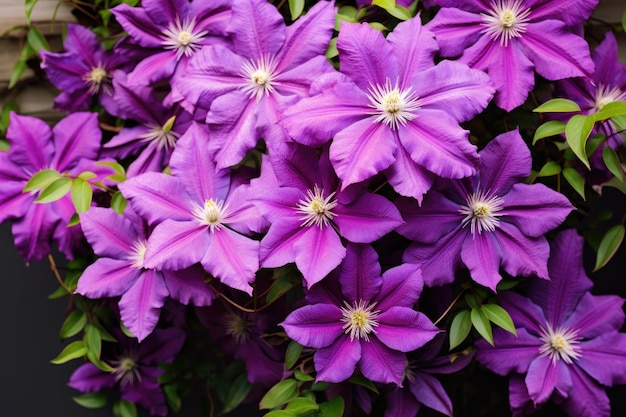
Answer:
[6,112,53,172]
[294,225,346,288]
[384,144,435,202]
[337,243,382,302]
[496,222,550,280]
[484,42,535,111]
[111,5,164,48]
[315,338,361,383]
[395,193,461,243]
[229,0,285,58]
[509,375,539,417]
[576,332,626,386]
[560,365,610,417]
[460,232,503,291]
[336,22,397,89]
[259,217,301,267]
[76,258,140,298]
[80,207,138,258]
[475,327,542,375]
[498,292,546,335]
[399,111,479,179]
[139,327,186,363]
[334,192,403,243]
[142,0,188,26]
[526,355,571,405]
[526,0,598,26]
[111,72,164,122]
[126,51,178,86]
[376,264,423,310]
[330,119,397,188]
[163,266,216,307]
[375,307,439,352]
[118,269,168,341]
[359,337,405,385]
[520,21,594,80]
[409,373,454,417]
[385,388,421,417]
[281,304,344,348]
[202,228,259,294]
[387,16,438,85]
[69,363,116,392]
[425,7,483,57]
[403,230,465,287]
[564,293,625,339]
[12,203,58,262]
[478,129,531,194]
[143,220,209,270]
[592,32,626,87]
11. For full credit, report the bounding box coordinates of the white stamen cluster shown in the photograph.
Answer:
[593,84,626,111]
[459,189,505,236]
[340,300,381,342]
[193,198,230,232]
[138,125,180,151]
[224,314,251,344]
[240,55,280,101]
[82,62,112,95]
[481,0,532,47]
[112,354,141,386]
[539,323,582,364]
[161,17,208,60]
[295,185,338,228]
[366,79,421,129]
[128,239,149,269]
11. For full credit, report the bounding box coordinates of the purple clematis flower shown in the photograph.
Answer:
[172,0,337,169]
[425,0,596,111]
[69,326,185,416]
[396,129,573,290]
[250,142,403,288]
[282,243,439,385]
[385,334,473,417]
[282,18,494,201]
[76,207,215,341]
[475,229,626,417]
[40,24,128,113]
[0,112,104,261]
[102,71,192,177]
[111,0,232,85]
[119,123,262,294]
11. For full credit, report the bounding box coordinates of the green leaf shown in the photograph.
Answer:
[593,101,626,121]
[285,340,303,370]
[470,307,493,346]
[368,22,390,31]
[23,169,61,192]
[309,381,330,392]
[0,140,8,152]
[449,310,472,350]
[73,392,107,409]
[347,374,379,394]
[533,98,581,113]
[9,60,27,89]
[294,369,314,382]
[113,400,137,417]
[266,273,295,304]
[59,310,87,339]
[564,114,593,169]
[288,0,305,21]
[78,171,97,180]
[259,379,299,409]
[36,178,72,203]
[285,397,319,416]
[325,37,338,59]
[71,178,93,213]
[67,212,80,227]
[480,304,517,336]
[593,224,625,272]
[372,0,396,10]
[562,167,586,200]
[85,323,102,363]
[536,161,561,178]
[96,160,126,176]
[162,385,182,413]
[25,0,39,23]
[221,374,252,414]
[532,120,566,145]
[623,8,626,33]
[318,396,345,417]
[27,25,49,52]
[585,133,605,157]
[0,101,18,134]
[50,340,86,364]
[111,191,128,214]
[264,411,297,417]
[386,5,412,20]
[603,146,624,182]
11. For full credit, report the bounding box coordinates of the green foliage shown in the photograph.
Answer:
[470,307,493,346]
[480,304,517,336]
[449,310,472,350]
[59,310,87,339]
[564,114,593,169]
[318,396,344,417]
[562,167,586,200]
[113,400,138,417]
[533,120,566,144]
[533,98,581,113]
[535,161,562,178]
[71,177,94,213]
[602,146,624,182]
[50,340,86,364]
[73,392,108,409]
[285,340,303,370]
[260,379,299,410]
[593,224,625,272]
[288,0,305,20]
[221,374,252,414]
[25,0,39,24]
[23,169,62,192]
[35,177,73,203]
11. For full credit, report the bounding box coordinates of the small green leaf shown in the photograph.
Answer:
[264,411,297,417]
[347,374,379,394]
[325,37,338,59]
[221,374,252,414]
[59,310,87,339]
[36,177,72,203]
[162,385,181,413]
[73,392,107,409]
[536,161,561,178]
[50,340,86,364]
[27,25,49,52]
[78,171,97,180]
[533,120,566,144]
[294,369,314,382]
[71,178,93,213]
[449,310,472,350]
[387,5,412,20]
[85,323,102,363]
[285,340,303,370]
[259,379,298,409]
[565,114,594,169]
[288,0,305,21]
[285,397,319,415]
[593,224,625,272]
[372,0,396,10]
[111,191,128,214]
[113,400,137,417]
[481,304,517,336]
[96,160,126,176]
[309,381,330,392]
[562,167,586,200]
[585,133,605,157]
[470,307,493,346]
[9,60,27,89]
[318,396,345,417]
[0,140,8,152]
[23,169,61,192]
[67,212,80,227]
[0,102,18,134]
[593,101,626,121]
[25,0,39,23]
[603,146,624,182]
[533,98,581,113]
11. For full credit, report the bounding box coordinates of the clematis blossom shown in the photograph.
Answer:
[250,142,403,288]
[119,123,262,294]
[475,229,626,417]
[426,0,596,110]
[282,243,439,385]
[281,18,494,201]
[172,0,337,169]
[396,129,573,290]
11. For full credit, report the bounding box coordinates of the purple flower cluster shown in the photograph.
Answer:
[1,0,625,416]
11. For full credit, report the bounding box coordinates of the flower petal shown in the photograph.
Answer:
[376,263,423,310]
[460,232,503,291]
[334,192,403,243]
[228,0,285,59]
[76,258,140,298]
[409,372,454,417]
[475,327,542,375]
[387,16,438,84]
[526,355,572,405]
[80,207,138,259]
[281,304,344,348]
[359,337,405,385]
[496,222,550,280]
[144,219,209,271]
[338,243,382,302]
[375,307,439,352]
[315,338,361,383]
[384,143,435,202]
[576,332,626,386]
[294,225,346,288]
[560,365,610,417]
[425,7,484,57]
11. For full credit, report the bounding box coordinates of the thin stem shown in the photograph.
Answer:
[372,180,389,194]
[433,288,466,327]
[48,254,73,294]
[216,291,256,313]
